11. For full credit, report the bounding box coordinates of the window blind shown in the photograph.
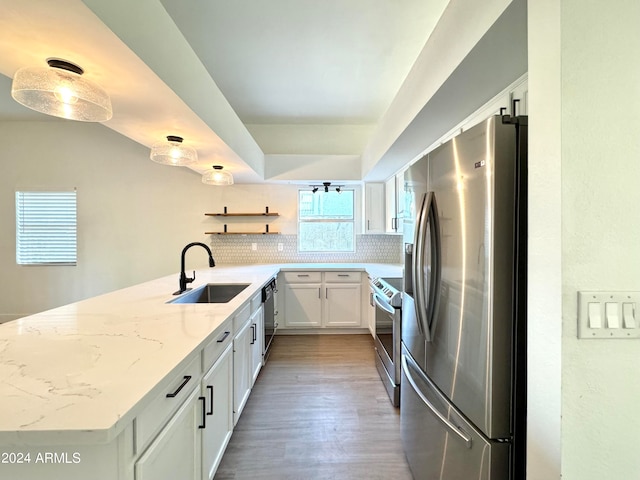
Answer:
[15,190,77,265]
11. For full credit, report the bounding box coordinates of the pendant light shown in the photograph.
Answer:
[149,135,198,166]
[202,165,234,185]
[11,58,112,122]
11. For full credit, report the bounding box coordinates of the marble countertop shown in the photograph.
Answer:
[0,263,401,445]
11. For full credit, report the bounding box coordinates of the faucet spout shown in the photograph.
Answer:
[173,242,216,295]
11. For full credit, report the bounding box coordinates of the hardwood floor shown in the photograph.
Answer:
[214,334,413,480]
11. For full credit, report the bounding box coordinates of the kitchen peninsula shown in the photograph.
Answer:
[0,263,399,480]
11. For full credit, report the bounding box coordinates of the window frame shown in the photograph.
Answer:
[15,189,78,266]
[297,188,355,253]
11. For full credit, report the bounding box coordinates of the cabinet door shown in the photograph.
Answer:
[395,172,405,233]
[364,183,385,233]
[250,306,264,385]
[385,177,397,233]
[283,283,322,327]
[233,320,252,425]
[367,286,376,337]
[135,387,201,480]
[202,345,233,480]
[324,284,362,327]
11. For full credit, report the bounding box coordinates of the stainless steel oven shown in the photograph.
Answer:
[370,276,403,407]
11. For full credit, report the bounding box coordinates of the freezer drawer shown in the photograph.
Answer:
[400,349,509,480]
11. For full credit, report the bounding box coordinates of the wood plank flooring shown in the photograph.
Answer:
[214,334,413,480]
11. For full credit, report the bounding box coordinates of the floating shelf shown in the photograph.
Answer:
[205,213,279,217]
[205,231,280,235]
[205,206,279,217]
[206,223,278,235]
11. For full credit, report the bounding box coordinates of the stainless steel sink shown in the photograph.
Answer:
[168,283,250,304]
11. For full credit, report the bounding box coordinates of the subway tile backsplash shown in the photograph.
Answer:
[211,234,402,265]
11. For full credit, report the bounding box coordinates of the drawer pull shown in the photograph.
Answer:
[297,274,310,277]
[338,274,350,277]
[206,385,214,415]
[198,396,207,429]
[166,375,192,398]
[216,331,231,343]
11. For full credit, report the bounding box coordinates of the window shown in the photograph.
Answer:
[298,189,354,252]
[15,190,77,265]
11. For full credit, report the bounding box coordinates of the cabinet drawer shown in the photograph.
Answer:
[282,271,322,283]
[233,303,251,333]
[202,318,233,371]
[325,271,361,283]
[135,354,201,453]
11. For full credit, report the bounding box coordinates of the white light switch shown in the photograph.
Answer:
[588,303,602,328]
[623,303,636,329]
[578,292,640,339]
[605,302,620,328]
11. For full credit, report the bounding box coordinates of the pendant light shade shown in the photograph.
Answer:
[150,135,198,166]
[11,59,113,122]
[202,165,234,185]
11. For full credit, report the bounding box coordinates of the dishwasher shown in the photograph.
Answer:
[261,277,277,362]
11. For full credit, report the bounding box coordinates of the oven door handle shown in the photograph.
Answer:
[373,293,396,315]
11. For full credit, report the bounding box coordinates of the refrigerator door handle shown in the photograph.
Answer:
[413,192,442,342]
[412,192,429,339]
[402,354,472,449]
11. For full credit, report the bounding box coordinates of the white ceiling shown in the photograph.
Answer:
[0,0,525,184]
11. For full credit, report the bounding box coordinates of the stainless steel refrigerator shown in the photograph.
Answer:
[401,115,527,480]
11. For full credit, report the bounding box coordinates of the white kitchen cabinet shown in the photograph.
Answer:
[134,386,202,480]
[250,305,264,385]
[283,282,323,328]
[367,284,376,337]
[385,173,405,234]
[201,344,233,480]
[364,183,385,233]
[233,318,253,425]
[281,271,364,329]
[324,283,361,327]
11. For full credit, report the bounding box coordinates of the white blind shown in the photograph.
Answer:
[15,190,77,265]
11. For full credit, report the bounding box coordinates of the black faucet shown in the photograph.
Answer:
[173,242,216,295]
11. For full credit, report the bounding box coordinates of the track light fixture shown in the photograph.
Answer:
[308,182,344,193]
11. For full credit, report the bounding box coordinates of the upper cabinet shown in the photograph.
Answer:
[385,173,405,234]
[364,183,385,234]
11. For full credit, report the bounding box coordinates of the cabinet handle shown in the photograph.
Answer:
[216,331,231,343]
[367,220,370,230]
[318,288,321,298]
[166,375,191,398]
[326,288,328,299]
[297,274,310,277]
[337,274,349,277]
[206,385,214,416]
[250,324,256,344]
[198,396,206,429]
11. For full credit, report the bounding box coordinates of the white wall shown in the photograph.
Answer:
[559,1,640,478]
[526,1,562,478]
[0,121,301,320]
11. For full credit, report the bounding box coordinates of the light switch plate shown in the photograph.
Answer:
[578,291,640,339]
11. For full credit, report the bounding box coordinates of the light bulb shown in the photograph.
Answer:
[54,85,79,104]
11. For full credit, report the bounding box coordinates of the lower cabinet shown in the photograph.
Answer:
[250,305,264,385]
[233,319,253,425]
[281,271,363,329]
[201,344,233,480]
[324,283,362,327]
[134,387,202,480]
[283,282,322,327]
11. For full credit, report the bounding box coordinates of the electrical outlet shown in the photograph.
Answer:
[278,243,283,251]
[251,243,257,251]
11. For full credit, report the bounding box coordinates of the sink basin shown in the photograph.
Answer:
[169,283,250,304]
